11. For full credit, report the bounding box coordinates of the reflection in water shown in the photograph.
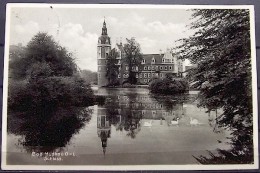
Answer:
[7,88,231,165]
[97,108,111,155]
[96,91,195,155]
[8,107,91,153]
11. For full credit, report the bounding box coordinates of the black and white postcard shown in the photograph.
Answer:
[1,4,258,170]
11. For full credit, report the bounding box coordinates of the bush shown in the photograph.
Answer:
[8,76,94,111]
[149,78,189,95]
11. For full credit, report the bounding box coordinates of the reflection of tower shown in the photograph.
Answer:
[97,108,111,155]
[97,18,111,86]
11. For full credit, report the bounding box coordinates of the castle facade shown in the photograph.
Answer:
[97,20,184,87]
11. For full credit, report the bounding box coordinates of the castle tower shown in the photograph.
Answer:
[97,18,111,87]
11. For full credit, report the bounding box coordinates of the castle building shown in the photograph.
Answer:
[97,20,184,87]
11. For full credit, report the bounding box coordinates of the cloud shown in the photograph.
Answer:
[11,12,195,71]
[53,23,99,71]
[14,21,40,44]
[104,13,194,54]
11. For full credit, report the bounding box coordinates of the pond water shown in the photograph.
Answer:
[6,88,231,165]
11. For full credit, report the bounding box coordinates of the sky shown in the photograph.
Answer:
[8,5,195,72]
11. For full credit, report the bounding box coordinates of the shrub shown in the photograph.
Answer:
[149,78,189,95]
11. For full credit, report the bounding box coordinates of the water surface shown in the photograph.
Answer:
[6,88,230,165]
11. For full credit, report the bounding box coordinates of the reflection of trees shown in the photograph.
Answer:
[7,107,91,153]
[105,93,142,138]
[150,93,189,111]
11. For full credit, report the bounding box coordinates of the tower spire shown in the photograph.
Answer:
[102,16,107,35]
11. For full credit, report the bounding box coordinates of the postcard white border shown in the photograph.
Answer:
[1,3,259,171]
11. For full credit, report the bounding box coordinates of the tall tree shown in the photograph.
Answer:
[8,32,93,110]
[122,38,143,84]
[11,32,78,80]
[176,9,253,163]
[106,48,119,86]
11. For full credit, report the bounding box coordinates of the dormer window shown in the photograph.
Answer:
[162,58,165,63]
[152,57,156,64]
[142,59,146,64]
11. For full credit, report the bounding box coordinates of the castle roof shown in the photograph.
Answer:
[142,54,164,64]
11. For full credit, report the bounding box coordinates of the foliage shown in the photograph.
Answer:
[9,32,77,80]
[105,48,120,86]
[122,38,143,84]
[8,32,94,110]
[9,45,26,79]
[149,78,189,95]
[80,70,98,85]
[176,9,253,163]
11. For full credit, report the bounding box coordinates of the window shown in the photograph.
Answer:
[126,66,129,70]
[152,58,155,63]
[98,66,101,71]
[156,66,158,70]
[160,73,163,78]
[139,73,142,78]
[169,66,172,70]
[152,111,156,115]
[165,66,167,70]
[142,110,146,115]
[118,74,121,78]
[148,66,151,70]
[144,79,147,82]
[136,66,138,71]
[98,60,101,64]
[152,66,154,70]
[98,74,101,78]
[148,73,151,78]
[136,74,139,78]
[162,58,165,63]
[144,73,147,78]
[160,66,163,70]
[148,79,150,83]
[144,66,147,70]
[142,59,146,64]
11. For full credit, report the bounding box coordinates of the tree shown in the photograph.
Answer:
[8,32,94,110]
[122,38,143,84]
[176,9,253,163]
[80,70,98,85]
[105,48,120,86]
[10,32,78,80]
